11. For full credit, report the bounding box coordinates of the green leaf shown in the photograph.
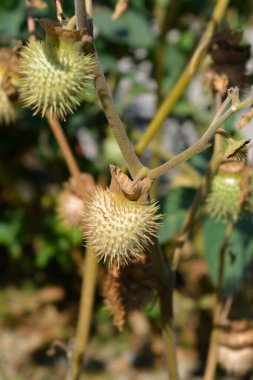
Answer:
[203,216,253,294]
[0,1,25,38]
[158,188,195,244]
[94,9,154,48]
[36,244,55,268]
[162,44,186,93]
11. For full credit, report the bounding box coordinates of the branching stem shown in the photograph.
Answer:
[147,93,253,179]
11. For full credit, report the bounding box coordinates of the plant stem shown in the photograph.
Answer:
[69,247,98,380]
[46,113,84,191]
[93,50,145,178]
[45,113,98,380]
[147,92,253,179]
[153,0,181,105]
[74,0,88,29]
[171,92,227,269]
[146,102,231,179]
[134,0,230,156]
[25,0,36,41]
[203,222,234,380]
[149,239,179,380]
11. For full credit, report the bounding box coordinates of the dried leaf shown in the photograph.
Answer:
[103,252,158,331]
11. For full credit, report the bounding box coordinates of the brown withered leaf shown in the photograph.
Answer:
[103,252,158,331]
[206,27,250,95]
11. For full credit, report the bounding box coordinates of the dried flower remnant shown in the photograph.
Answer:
[103,252,158,331]
[0,48,20,125]
[205,161,251,222]
[224,137,250,161]
[58,173,95,228]
[83,165,162,266]
[218,320,253,375]
[19,19,94,120]
[205,28,250,96]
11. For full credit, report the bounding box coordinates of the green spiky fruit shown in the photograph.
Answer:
[205,163,246,222]
[84,188,161,266]
[19,39,93,119]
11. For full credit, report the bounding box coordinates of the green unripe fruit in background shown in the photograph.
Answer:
[18,20,94,120]
[205,161,250,223]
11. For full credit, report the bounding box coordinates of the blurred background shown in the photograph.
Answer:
[1,0,253,379]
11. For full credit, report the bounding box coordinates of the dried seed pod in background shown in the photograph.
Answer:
[103,252,158,331]
[205,161,251,222]
[57,173,95,228]
[83,165,162,266]
[205,27,250,97]
[218,320,253,375]
[0,48,20,125]
[19,19,94,120]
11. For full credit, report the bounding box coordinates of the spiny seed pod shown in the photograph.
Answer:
[58,191,84,227]
[57,173,95,228]
[0,48,20,125]
[18,19,94,120]
[84,188,161,266]
[218,320,253,375]
[205,161,250,223]
[218,346,253,375]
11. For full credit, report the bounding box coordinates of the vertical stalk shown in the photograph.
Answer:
[150,240,179,380]
[203,222,234,380]
[26,8,98,378]
[93,51,144,178]
[74,0,88,29]
[46,113,83,190]
[45,114,98,380]
[69,248,98,380]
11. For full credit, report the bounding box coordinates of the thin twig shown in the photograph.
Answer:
[203,222,234,380]
[25,0,36,40]
[69,248,98,380]
[149,239,179,380]
[171,93,228,270]
[46,113,84,189]
[74,0,88,29]
[147,92,253,179]
[134,0,230,156]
